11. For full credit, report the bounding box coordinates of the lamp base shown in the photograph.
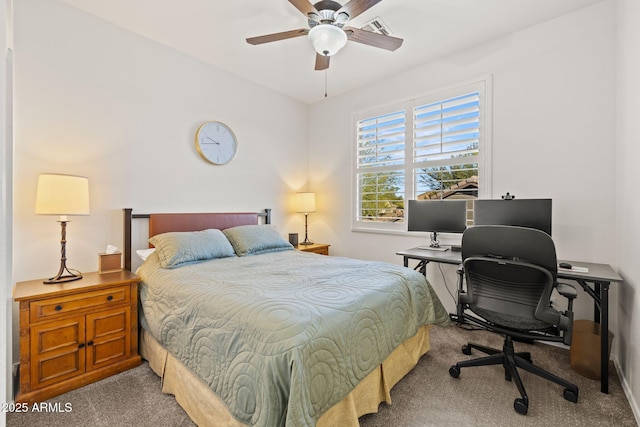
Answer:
[44,220,83,284]
[300,213,313,245]
[44,272,83,285]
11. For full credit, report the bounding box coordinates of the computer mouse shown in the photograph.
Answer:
[559,262,572,269]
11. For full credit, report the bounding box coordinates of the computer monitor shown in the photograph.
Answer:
[408,200,467,250]
[473,199,552,236]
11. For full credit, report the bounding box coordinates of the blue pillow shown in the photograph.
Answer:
[149,229,235,269]
[223,225,293,256]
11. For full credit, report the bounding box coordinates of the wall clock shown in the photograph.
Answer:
[195,121,238,165]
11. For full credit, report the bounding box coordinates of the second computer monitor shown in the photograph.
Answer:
[473,199,552,236]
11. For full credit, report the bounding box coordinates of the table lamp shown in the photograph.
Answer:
[296,192,316,245]
[35,174,90,284]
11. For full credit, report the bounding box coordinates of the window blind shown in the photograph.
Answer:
[353,79,490,231]
[413,92,480,200]
[356,111,407,223]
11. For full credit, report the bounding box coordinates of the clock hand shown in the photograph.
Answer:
[204,136,220,144]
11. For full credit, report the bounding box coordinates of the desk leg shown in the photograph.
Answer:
[594,282,601,324]
[404,256,429,276]
[420,260,428,276]
[572,278,609,394]
[600,282,610,394]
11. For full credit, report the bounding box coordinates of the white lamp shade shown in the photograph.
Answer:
[296,192,316,213]
[308,24,347,56]
[35,174,90,216]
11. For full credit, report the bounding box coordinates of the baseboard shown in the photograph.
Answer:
[542,342,639,424]
[613,356,640,425]
[12,362,19,401]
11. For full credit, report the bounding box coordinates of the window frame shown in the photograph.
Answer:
[352,77,493,234]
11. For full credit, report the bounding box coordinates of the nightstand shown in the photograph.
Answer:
[13,270,142,404]
[295,243,330,255]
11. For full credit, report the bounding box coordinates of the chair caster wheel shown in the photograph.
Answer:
[563,388,578,403]
[449,366,460,378]
[462,345,472,355]
[514,398,528,415]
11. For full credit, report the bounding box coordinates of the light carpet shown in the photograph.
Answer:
[8,325,637,426]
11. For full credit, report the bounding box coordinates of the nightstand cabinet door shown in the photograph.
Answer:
[86,306,131,370]
[30,316,86,390]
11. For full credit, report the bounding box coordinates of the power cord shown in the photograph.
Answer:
[439,263,485,331]
[437,262,457,305]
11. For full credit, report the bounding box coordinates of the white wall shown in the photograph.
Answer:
[309,0,640,414]
[615,0,640,419]
[309,1,616,318]
[12,0,309,359]
[13,0,310,281]
[1,0,13,419]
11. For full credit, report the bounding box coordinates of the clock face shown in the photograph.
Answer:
[195,121,238,165]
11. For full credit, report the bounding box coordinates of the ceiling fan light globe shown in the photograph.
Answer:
[308,24,347,57]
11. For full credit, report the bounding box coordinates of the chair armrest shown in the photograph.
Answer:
[554,282,577,341]
[455,266,469,321]
[556,282,577,301]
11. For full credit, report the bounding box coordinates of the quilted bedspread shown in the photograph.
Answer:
[137,250,449,427]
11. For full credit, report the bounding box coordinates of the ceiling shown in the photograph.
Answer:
[59,0,604,104]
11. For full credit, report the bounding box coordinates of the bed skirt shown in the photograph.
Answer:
[140,324,433,426]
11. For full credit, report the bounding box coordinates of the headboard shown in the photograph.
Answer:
[122,208,271,271]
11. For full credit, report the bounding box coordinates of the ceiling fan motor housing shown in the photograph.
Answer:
[314,1,342,12]
[309,1,349,27]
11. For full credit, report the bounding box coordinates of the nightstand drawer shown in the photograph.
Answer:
[305,246,329,255]
[30,286,130,323]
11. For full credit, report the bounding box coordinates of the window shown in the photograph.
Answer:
[354,79,491,232]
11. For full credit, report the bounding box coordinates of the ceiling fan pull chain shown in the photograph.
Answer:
[325,69,328,98]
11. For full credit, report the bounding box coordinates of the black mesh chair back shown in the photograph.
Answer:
[450,225,578,415]
[462,224,557,279]
[461,225,561,332]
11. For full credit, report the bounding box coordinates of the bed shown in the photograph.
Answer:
[123,208,450,426]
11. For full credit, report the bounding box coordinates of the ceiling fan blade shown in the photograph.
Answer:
[337,0,382,20]
[315,54,330,71]
[246,29,309,45]
[288,0,319,17]
[344,26,403,51]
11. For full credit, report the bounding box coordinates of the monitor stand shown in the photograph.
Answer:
[416,232,450,251]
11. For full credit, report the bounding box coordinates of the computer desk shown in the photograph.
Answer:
[396,247,623,394]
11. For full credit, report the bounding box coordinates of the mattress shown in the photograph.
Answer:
[137,249,450,426]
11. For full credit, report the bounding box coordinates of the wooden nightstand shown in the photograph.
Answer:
[13,270,142,404]
[295,243,330,255]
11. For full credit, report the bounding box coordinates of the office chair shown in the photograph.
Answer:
[448,225,579,415]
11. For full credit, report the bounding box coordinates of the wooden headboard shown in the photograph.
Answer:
[122,208,271,271]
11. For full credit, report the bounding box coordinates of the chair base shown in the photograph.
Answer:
[449,335,578,415]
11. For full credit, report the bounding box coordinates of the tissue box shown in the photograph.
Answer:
[98,252,122,274]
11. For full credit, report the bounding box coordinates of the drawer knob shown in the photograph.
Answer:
[55,305,63,311]
[87,341,94,346]
[107,295,113,301]
[78,343,85,349]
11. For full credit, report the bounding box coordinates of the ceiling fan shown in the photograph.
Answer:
[246,0,403,71]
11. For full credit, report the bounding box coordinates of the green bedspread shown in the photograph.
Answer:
[138,250,449,427]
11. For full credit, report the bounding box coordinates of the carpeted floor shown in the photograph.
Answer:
[7,325,637,427]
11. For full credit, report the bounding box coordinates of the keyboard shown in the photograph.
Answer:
[416,246,450,252]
